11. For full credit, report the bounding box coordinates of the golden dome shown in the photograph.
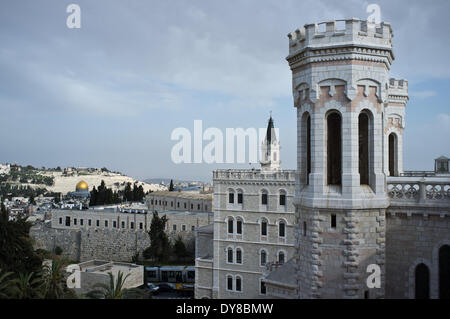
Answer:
[76,180,89,191]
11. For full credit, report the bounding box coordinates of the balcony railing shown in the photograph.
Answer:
[387,176,450,206]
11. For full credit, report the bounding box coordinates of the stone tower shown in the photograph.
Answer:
[287,19,407,299]
[261,116,281,172]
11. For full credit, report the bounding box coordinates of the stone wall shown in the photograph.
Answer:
[30,222,151,262]
[386,209,450,299]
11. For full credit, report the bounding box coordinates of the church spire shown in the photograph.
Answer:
[261,115,280,172]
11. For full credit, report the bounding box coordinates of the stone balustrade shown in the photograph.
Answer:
[213,169,296,181]
[387,176,450,206]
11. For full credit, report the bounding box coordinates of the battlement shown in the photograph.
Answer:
[388,78,408,98]
[287,18,393,56]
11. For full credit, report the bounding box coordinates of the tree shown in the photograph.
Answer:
[41,258,75,299]
[144,212,171,263]
[10,272,43,299]
[169,180,174,192]
[173,236,187,262]
[0,204,42,275]
[0,270,15,299]
[86,271,148,299]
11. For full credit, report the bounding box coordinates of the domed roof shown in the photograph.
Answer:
[76,180,89,191]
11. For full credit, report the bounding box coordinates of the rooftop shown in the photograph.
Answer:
[147,191,212,200]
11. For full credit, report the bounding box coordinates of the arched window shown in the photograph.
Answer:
[327,112,342,185]
[237,189,243,205]
[236,218,243,235]
[236,248,242,264]
[439,245,450,299]
[261,190,268,206]
[279,190,286,206]
[228,189,235,204]
[227,275,233,291]
[227,248,233,263]
[261,219,268,237]
[278,251,285,265]
[359,112,370,185]
[279,221,286,238]
[260,250,267,266]
[306,114,311,185]
[388,133,398,177]
[227,217,234,234]
[415,263,430,299]
[235,276,242,292]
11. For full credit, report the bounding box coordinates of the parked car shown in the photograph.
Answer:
[157,282,176,292]
[146,282,160,295]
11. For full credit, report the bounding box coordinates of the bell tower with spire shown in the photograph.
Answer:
[260,115,280,172]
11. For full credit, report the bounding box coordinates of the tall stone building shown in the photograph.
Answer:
[195,118,296,299]
[261,18,450,299]
[196,18,450,300]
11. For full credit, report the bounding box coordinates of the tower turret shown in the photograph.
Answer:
[288,19,408,299]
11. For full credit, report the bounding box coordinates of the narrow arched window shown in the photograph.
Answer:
[306,115,311,184]
[278,251,285,265]
[228,189,235,204]
[327,112,342,185]
[279,221,286,238]
[236,219,242,235]
[260,250,267,266]
[227,248,233,263]
[359,113,369,185]
[236,248,242,264]
[261,219,268,236]
[388,133,398,177]
[261,190,268,205]
[439,245,450,299]
[236,276,242,292]
[227,218,234,234]
[237,189,243,204]
[415,263,430,299]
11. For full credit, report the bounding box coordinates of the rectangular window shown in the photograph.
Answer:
[197,204,200,210]
[88,219,92,226]
[113,221,117,228]
[303,221,307,236]
[65,216,71,227]
[105,220,108,227]
[191,204,193,210]
[151,200,153,205]
[74,218,77,225]
[140,223,143,230]
[171,201,173,207]
[205,205,207,211]
[237,193,243,204]
[182,225,186,231]
[184,203,187,209]
[177,202,180,208]
[59,217,62,224]
[130,222,134,229]
[227,276,233,290]
[121,221,125,228]
[80,219,83,226]
[331,214,337,228]
[96,220,99,227]
[229,193,234,204]
[173,225,177,231]
[191,225,195,231]
[262,194,268,205]
[280,194,286,206]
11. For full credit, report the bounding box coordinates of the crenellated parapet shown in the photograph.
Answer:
[287,19,394,70]
[387,78,409,106]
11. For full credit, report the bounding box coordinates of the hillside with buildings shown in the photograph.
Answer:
[0,164,167,198]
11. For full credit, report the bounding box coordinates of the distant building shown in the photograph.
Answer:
[146,191,213,213]
[67,260,143,294]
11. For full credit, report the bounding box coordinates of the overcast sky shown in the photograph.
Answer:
[0,0,449,181]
